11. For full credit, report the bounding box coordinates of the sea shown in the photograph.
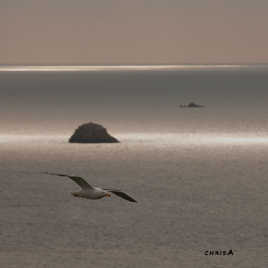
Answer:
[0,65,267,267]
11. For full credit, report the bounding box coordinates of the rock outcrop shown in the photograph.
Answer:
[179,102,204,108]
[69,122,119,143]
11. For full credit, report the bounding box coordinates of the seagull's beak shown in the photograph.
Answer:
[105,193,111,197]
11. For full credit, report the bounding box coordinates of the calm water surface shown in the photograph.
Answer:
[0,66,268,267]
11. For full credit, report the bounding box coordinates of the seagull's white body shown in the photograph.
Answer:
[72,187,110,200]
[43,172,137,203]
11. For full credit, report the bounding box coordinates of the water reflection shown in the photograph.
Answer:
[1,133,268,146]
[0,64,252,72]
[120,133,268,146]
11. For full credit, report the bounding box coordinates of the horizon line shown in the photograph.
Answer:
[1,64,268,72]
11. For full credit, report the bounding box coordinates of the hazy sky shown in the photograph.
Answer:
[2,0,268,64]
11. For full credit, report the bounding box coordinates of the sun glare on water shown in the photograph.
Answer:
[1,133,268,146]
[121,133,268,146]
[0,65,250,72]
[211,135,268,144]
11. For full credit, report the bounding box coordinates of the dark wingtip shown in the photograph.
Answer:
[42,172,65,177]
[128,198,138,203]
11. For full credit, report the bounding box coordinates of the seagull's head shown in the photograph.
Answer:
[105,192,111,198]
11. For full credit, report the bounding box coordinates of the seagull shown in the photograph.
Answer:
[43,172,137,203]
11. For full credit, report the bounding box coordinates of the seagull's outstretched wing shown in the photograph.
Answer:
[43,172,93,190]
[104,188,137,203]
